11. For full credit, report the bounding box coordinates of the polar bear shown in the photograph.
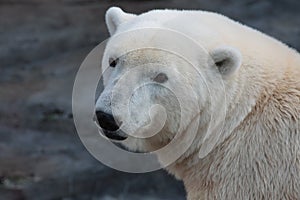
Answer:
[95,7,300,200]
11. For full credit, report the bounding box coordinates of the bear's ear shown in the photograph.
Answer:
[105,7,137,35]
[210,46,242,77]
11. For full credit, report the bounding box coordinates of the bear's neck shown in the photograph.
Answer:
[167,55,290,200]
[165,51,300,199]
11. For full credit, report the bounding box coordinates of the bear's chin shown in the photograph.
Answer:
[120,132,175,153]
[99,129,128,141]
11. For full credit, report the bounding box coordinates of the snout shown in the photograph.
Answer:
[96,110,119,131]
[95,110,127,141]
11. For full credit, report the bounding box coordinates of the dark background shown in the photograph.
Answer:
[0,0,299,199]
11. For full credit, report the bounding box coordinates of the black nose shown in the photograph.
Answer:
[96,110,119,131]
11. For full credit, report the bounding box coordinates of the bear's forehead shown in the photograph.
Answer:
[114,49,182,67]
[106,29,209,65]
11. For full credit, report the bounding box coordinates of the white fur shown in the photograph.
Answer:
[97,7,300,200]
[210,46,242,77]
[105,7,136,35]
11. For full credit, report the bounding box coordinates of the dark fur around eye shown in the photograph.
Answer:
[109,57,118,68]
[153,73,168,83]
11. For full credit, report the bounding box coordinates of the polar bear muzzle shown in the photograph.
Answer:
[95,110,127,141]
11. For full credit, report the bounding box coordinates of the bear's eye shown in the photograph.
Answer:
[153,73,168,83]
[109,57,118,68]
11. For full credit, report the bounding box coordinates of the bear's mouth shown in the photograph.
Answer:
[93,114,127,141]
[101,129,128,141]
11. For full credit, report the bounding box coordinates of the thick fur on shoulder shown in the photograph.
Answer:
[168,46,300,200]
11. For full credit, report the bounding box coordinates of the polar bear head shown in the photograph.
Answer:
[95,7,242,158]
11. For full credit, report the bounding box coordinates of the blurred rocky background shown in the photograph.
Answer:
[0,0,299,199]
